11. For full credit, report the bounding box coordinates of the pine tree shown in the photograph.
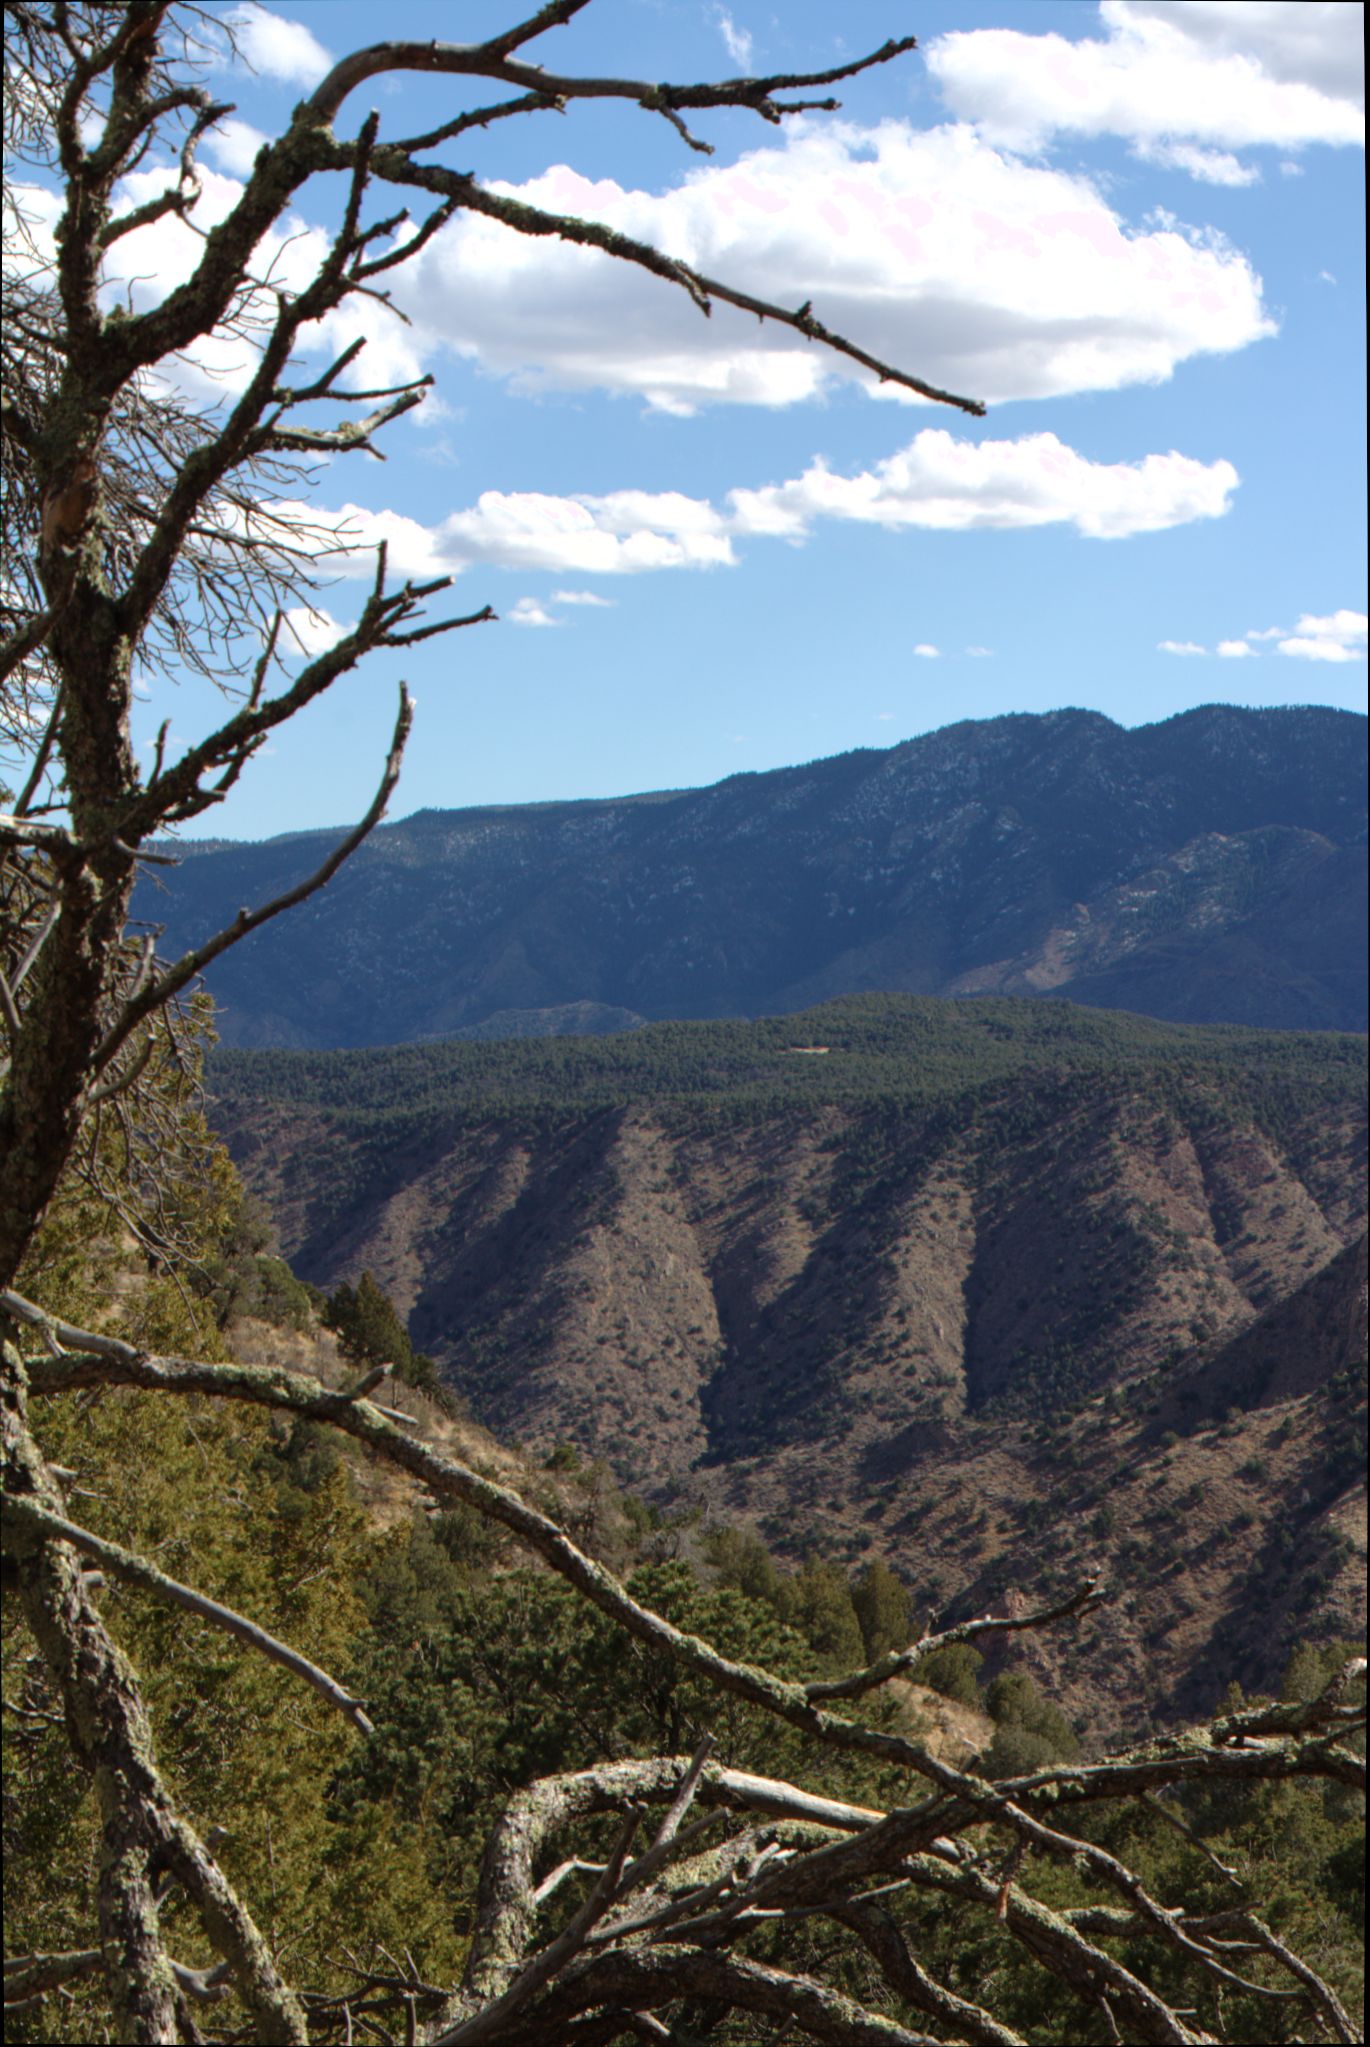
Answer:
[852,1557,911,1660]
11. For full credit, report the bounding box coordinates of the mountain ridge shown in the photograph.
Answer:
[146,703,1367,1046]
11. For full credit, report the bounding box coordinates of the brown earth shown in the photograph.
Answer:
[221,1068,1367,1749]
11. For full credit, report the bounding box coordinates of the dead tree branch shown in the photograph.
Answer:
[2,1492,376,1734]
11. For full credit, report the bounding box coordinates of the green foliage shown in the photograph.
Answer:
[702,1526,891,1675]
[324,1267,441,1396]
[980,1669,1080,1776]
[915,1641,984,1707]
[196,1194,319,1332]
[704,1522,787,1607]
[215,991,1366,1134]
[7,992,1364,2042]
[2,1387,385,2042]
[852,1557,911,1660]
[330,1523,882,1935]
[248,1252,320,1330]
[787,1559,866,1673]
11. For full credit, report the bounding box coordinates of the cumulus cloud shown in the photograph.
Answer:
[203,116,271,178]
[728,430,1239,542]
[387,121,1274,412]
[553,589,616,606]
[300,427,1238,585]
[913,645,941,659]
[279,604,349,657]
[1277,609,1368,662]
[309,489,733,580]
[228,4,332,85]
[508,597,560,628]
[441,489,735,575]
[927,1,1363,179]
[89,90,1282,425]
[1159,610,1367,662]
[1117,3,1364,104]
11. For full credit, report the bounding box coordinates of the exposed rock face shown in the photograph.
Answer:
[154,704,1367,1046]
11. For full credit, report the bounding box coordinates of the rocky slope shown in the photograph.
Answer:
[153,703,1367,1045]
[214,997,1368,1742]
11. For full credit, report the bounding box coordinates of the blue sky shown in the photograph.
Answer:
[104,1,1366,835]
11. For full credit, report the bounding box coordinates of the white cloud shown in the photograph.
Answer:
[508,597,560,628]
[442,489,734,575]
[1135,140,1261,185]
[552,589,616,606]
[301,425,1238,586]
[1160,609,1367,663]
[1277,609,1368,662]
[390,121,1273,413]
[265,499,447,581]
[1116,4,1364,104]
[913,644,940,658]
[203,116,271,178]
[279,604,349,657]
[965,645,994,657]
[1279,159,1305,176]
[927,2,1363,178]
[728,429,1238,542]
[310,488,733,579]
[713,7,754,71]
[229,5,332,85]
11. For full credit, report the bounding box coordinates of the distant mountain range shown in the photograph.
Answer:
[150,704,1367,1046]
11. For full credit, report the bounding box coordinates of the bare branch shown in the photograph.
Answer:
[1239,1915,1362,2044]
[832,1899,1028,2047]
[90,680,426,1079]
[807,1572,1108,1702]
[306,28,921,130]
[480,1944,949,2047]
[0,605,67,692]
[442,1811,645,2044]
[360,152,986,416]
[3,1945,106,2005]
[479,0,595,65]
[257,378,433,460]
[2,1493,376,1735]
[1212,1659,1367,1744]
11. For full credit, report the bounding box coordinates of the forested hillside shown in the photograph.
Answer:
[151,704,1369,1046]
[213,995,1368,1748]
[5,1171,1364,2045]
